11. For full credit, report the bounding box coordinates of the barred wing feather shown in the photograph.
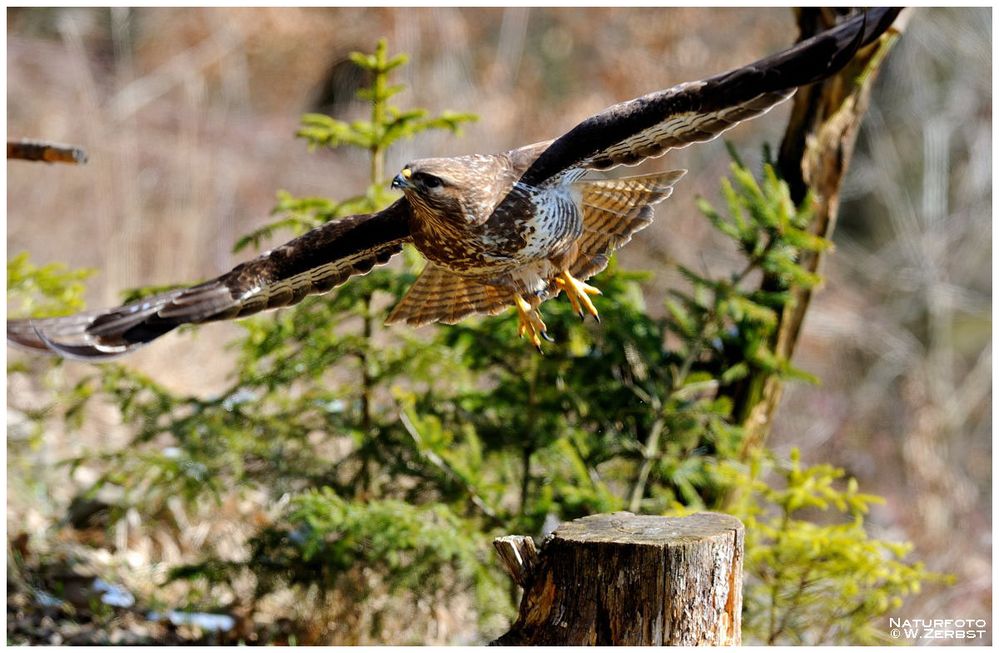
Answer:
[8,199,412,360]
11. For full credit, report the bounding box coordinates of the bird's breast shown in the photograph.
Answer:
[507,186,582,261]
[410,185,581,278]
[410,211,507,275]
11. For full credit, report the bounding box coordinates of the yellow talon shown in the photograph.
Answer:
[515,295,550,350]
[556,271,602,321]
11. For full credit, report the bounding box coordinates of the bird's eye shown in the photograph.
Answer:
[419,174,443,189]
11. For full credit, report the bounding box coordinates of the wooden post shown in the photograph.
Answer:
[492,512,744,646]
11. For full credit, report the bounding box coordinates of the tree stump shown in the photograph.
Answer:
[492,512,744,646]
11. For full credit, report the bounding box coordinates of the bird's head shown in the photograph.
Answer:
[392,160,452,196]
[392,156,507,226]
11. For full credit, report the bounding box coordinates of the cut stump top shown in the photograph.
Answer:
[553,511,743,547]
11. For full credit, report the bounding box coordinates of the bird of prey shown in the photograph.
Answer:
[8,8,899,359]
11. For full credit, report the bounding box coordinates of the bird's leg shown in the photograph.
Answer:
[514,295,551,350]
[556,271,602,321]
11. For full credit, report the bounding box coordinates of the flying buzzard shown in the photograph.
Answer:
[8,8,899,358]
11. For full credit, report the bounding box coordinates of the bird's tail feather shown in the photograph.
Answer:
[386,264,513,327]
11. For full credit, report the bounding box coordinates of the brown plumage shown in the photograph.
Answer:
[387,170,685,327]
[8,8,900,358]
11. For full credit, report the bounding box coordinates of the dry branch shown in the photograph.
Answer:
[738,8,910,455]
[7,139,88,165]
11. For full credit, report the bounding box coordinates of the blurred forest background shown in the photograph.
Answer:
[7,7,991,645]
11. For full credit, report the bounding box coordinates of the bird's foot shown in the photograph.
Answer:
[556,271,602,321]
[515,295,551,351]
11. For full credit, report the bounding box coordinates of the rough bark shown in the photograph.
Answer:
[492,511,744,645]
[738,8,909,456]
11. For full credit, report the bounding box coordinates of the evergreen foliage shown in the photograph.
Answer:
[716,449,950,645]
[7,252,93,319]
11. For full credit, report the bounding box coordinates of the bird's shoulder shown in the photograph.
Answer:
[504,140,556,178]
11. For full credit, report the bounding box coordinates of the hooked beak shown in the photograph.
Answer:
[391,167,412,190]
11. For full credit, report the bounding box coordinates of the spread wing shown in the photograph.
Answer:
[517,8,901,188]
[8,199,413,360]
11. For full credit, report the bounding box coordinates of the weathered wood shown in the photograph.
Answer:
[737,8,908,456]
[492,511,744,646]
[493,535,539,589]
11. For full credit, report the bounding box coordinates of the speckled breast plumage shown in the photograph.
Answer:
[408,153,584,297]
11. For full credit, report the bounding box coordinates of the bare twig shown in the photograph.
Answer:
[7,139,88,165]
